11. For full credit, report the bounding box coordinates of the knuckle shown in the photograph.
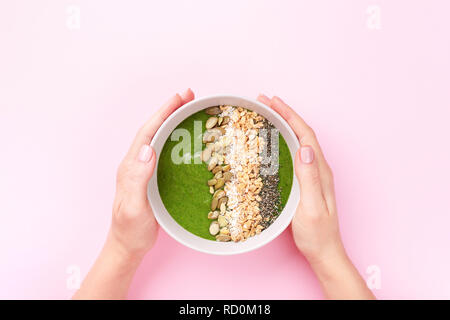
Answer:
[306,168,321,186]
[137,124,146,136]
[114,203,140,225]
[136,125,151,143]
[325,165,334,182]
[117,160,142,183]
[300,127,317,145]
[116,161,125,175]
[298,204,323,224]
[305,212,322,225]
[307,126,316,138]
[116,161,131,183]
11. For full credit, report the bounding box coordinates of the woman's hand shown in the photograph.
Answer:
[257,94,341,265]
[110,88,195,258]
[73,89,194,299]
[257,94,375,300]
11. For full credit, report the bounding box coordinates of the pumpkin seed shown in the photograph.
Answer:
[209,221,220,235]
[201,147,212,162]
[217,196,228,208]
[207,178,217,186]
[213,189,225,200]
[216,234,231,242]
[220,202,226,214]
[203,133,215,143]
[218,117,223,126]
[214,178,225,189]
[211,127,222,134]
[211,197,218,211]
[223,171,233,181]
[206,117,218,129]
[218,215,228,228]
[222,116,230,125]
[208,211,219,219]
[214,145,222,154]
[207,157,218,171]
[210,128,222,137]
[203,129,221,143]
[205,106,221,115]
[212,166,222,174]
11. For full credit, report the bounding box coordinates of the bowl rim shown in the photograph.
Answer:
[148,94,300,255]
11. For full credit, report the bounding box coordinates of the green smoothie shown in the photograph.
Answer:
[157,109,293,240]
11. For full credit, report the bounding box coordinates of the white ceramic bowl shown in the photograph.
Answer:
[148,95,300,255]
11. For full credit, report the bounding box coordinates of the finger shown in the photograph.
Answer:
[133,94,182,153]
[127,89,195,159]
[259,94,313,142]
[137,145,157,178]
[270,96,315,143]
[257,93,272,107]
[180,88,195,104]
[127,145,157,202]
[265,95,336,212]
[295,146,327,214]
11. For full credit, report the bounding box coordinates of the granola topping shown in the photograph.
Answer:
[202,105,280,242]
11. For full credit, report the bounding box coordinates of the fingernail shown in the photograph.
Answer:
[300,146,314,164]
[138,145,153,163]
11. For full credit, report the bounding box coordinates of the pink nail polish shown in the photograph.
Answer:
[300,146,314,164]
[138,145,152,163]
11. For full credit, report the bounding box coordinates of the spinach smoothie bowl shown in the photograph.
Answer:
[148,96,300,255]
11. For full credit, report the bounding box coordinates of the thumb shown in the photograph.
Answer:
[295,146,327,213]
[134,144,157,199]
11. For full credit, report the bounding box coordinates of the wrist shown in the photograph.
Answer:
[307,242,350,282]
[103,232,146,271]
[306,242,376,300]
[73,231,145,300]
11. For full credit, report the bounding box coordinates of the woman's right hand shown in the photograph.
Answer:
[257,94,375,299]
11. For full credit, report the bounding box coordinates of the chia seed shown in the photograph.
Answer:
[259,119,282,229]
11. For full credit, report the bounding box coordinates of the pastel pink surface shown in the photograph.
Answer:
[0,0,449,299]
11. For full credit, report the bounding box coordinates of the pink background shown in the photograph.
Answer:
[1,0,449,299]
